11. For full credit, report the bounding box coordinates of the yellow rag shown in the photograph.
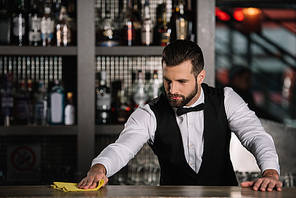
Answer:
[51,179,104,192]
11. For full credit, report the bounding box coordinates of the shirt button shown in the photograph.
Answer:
[190,144,193,147]
[190,163,193,166]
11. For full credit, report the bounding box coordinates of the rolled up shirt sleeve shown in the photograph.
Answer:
[224,87,280,175]
[91,104,156,177]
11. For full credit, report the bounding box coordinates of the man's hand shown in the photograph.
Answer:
[77,164,109,189]
[241,169,282,192]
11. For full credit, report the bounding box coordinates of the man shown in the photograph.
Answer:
[78,40,282,191]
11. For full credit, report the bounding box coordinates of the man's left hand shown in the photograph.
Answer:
[240,169,282,191]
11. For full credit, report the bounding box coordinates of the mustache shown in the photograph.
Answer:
[167,93,184,98]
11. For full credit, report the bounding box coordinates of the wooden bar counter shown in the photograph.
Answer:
[0,185,296,198]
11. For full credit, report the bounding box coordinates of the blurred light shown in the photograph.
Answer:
[233,9,244,21]
[215,7,231,21]
[243,7,261,16]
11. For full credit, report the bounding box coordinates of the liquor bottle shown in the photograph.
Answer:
[132,70,148,109]
[175,0,188,40]
[34,80,48,125]
[27,79,35,125]
[41,0,54,46]
[121,0,136,46]
[28,0,42,46]
[131,0,142,45]
[49,79,65,125]
[111,80,131,124]
[56,6,73,46]
[156,1,171,46]
[141,0,153,46]
[52,0,61,19]
[11,0,28,46]
[0,0,10,45]
[96,2,120,47]
[147,70,161,101]
[64,92,75,125]
[1,73,14,126]
[14,80,30,125]
[95,71,111,124]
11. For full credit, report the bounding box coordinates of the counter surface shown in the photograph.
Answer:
[0,185,295,198]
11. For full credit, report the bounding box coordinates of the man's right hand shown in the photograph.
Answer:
[77,164,109,189]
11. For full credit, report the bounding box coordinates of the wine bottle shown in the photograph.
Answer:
[49,79,65,125]
[0,0,10,45]
[56,6,73,46]
[64,92,75,125]
[11,0,28,46]
[28,0,42,46]
[132,70,148,109]
[96,2,120,47]
[96,70,111,124]
[141,0,153,46]
[41,0,54,46]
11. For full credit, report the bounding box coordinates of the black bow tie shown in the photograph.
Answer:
[176,103,205,116]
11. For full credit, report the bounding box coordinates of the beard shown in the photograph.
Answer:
[166,81,198,108]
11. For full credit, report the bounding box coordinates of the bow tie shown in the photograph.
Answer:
[176,103,205,116]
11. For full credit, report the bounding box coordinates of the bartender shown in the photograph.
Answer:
[78,40,282,192]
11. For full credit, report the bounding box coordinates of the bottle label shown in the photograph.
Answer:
[12,16,25,36]
[35,100,45,120]
[29,31,41,41]
[41,20,54,33]
[31,17,41,30]
[51,92,63,123]
[97,92,111,110]
[65,105,75,125]
[2,97,13,108]
[176,18,188,40]
[141,20,153,45]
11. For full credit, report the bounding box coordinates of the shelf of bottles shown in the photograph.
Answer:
[0,55,77,134]
[95,55,163,126]
[95,0,195,128]
[0,0,77,134]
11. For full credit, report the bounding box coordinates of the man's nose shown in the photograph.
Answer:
[169,82,179,94]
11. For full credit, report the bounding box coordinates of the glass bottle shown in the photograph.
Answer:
[14,80,30,125]
[141,0,153,46]
[49,79,65,125]
[11,0,28,46]
[131,0,142,45]
[41,0,54,46]
[34,80,48,125]
[148,70,161,101]
[121,0,136,46]
[175,0,188,40]
[56,6,73,47]
[64,92,75,125]
[132,70,148,109]
[96,2,120,47]
[1,73,14,126]
[157,2,171,46]
[27,79,35,125]
[0,0,10,45]
[96,70,111,124]
[28,0,42,46]
[111,80,131,124]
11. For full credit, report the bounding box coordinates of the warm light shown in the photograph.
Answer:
[243,8,261,16]
[233,9,244,21]
[215,7,231,21]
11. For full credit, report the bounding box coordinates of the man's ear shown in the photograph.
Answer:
[197,70,206,84]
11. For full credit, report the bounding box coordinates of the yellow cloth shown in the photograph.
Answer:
[51,179,104,192]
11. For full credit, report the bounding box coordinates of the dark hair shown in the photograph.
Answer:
[162,40,204,76]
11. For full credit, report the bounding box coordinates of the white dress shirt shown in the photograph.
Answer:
[92,87,280,177]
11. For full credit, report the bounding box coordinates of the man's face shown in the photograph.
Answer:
[163,60,205,108]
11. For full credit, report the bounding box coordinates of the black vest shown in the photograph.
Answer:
[148,83,238,186]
